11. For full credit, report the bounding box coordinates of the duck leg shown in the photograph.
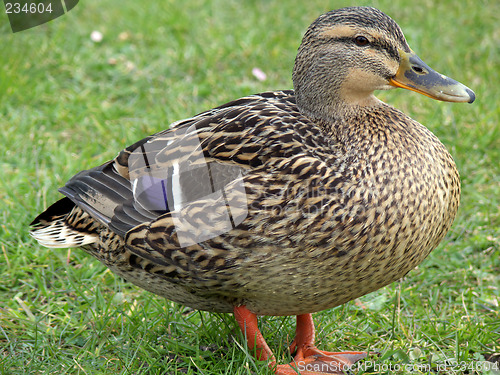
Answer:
[233,306,366,375]
[286,313,367,374]
[233,305,276,363]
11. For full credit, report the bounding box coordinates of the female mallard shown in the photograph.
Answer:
[31,6,474,375]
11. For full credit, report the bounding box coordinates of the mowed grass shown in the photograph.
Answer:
[0,0,498,374]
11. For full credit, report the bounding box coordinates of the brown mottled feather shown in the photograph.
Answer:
[31,7,462,316]
[31,91,460,315]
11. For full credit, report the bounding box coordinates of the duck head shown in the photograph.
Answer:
[292,7,475,121]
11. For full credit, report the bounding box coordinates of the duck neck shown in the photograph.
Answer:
[297,93,384,136]
[293,46,385,130]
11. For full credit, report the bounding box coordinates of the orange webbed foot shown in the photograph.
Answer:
[233,306,367,375]
[274,349,367,374]
[279,313,366,374]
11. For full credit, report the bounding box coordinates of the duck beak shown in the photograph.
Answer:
[389,49,475,103]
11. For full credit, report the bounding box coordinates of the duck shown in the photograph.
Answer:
[30,6,475,375]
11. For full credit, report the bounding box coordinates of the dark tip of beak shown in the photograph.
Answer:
[466,88,476,104]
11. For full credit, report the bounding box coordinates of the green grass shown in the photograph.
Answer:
[1,0,499,374]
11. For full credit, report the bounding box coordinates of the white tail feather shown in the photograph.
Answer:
[30,218,98,248]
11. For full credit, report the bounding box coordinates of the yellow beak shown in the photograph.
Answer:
[389,50,475,103]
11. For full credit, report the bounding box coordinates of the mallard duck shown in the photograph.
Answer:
[30,6,474,375]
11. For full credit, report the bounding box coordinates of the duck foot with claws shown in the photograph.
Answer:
[235,306,367,374]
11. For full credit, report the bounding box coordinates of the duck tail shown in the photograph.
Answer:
[30,197,99,248]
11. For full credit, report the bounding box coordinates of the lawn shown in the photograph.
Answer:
[0,0,498,374]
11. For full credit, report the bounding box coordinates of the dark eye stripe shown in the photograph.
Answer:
[323,36,400,61]
[372,39,400,61]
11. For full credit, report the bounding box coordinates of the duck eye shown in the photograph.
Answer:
[354,36,369,46]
